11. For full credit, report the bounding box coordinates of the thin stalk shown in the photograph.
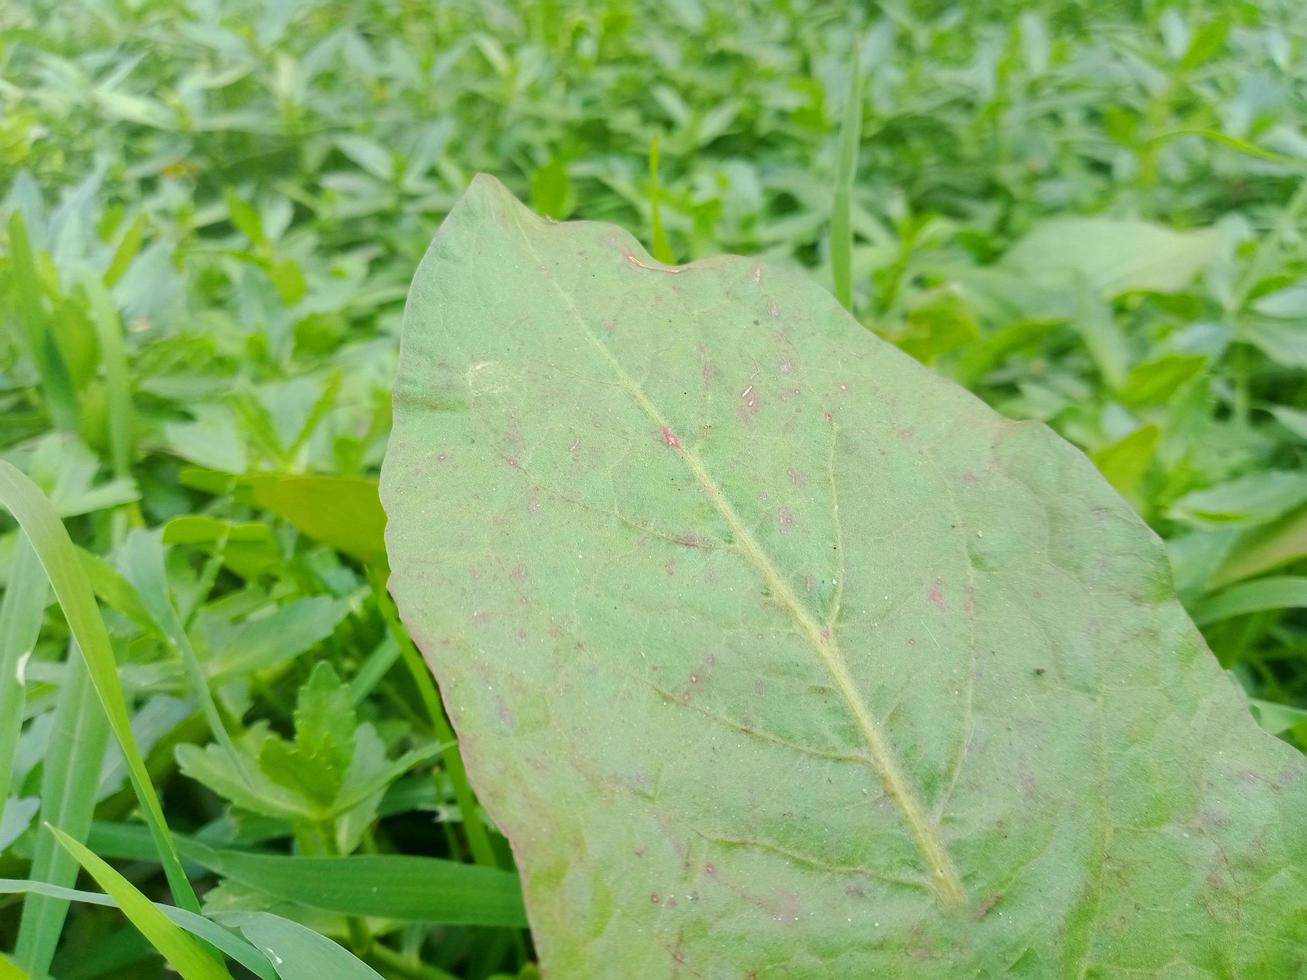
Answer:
[831,34,863,311]
[648,133,675,265]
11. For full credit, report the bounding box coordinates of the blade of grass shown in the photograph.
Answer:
[0,461,199,913]
[46,826,231,980]
[13,651,110,976]
[831,34,863,311]
[87,823,527,926]
[0,536,46,836]
[369,570,499,869]
[0,879,275,980]
[648,133,675,265]
[79,274,134,480]
[5,212,80,433]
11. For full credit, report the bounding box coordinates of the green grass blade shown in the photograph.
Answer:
[86,824,526,926]
[0,536,46,834]
[647,133,675,265]
[5,212,80,433]
[0,461,199,913]
[14,652,109,976]
[192,843,526,926]
[79,273,134,480]
[831,35,862,311]
[47,826,231,980]
[213,912,383,980]
[0,879,275,979]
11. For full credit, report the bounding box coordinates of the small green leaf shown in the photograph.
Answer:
[162,515,281,579]
[1249,699,1307,737]
[200,595,350,681]
[1212,504,1307,587]
[1243,319,1307,369]
[1171,471,1307,526]
[1091,424,1160,504]
[894,287,978,364]
[214,911,382,980]
[1121,353,1208,406]
[247,475,386,564]
[1193,576,1307,626]
[529,157,573,220]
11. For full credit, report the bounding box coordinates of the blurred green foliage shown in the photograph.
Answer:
[2,0,1306,976]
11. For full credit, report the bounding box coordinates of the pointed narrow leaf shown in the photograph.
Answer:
[0,878,275,979]
[381,177,1307,976]
[213,912,383,980]
[47,827,231,980]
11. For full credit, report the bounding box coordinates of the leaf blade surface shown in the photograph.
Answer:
[382,176,1307,977]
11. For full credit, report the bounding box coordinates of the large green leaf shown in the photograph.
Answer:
[381,176,1307,976]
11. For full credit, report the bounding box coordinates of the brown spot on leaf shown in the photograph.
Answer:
[777,508,796,533]
[660,425,682,448]
[740,384,759,416]
[664,560,676,577]
[767,299,781,319]
[929,583,945,608]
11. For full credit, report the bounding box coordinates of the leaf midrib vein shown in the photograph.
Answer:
[510,207,966,907]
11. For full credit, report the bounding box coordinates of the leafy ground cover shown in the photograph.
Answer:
[1,0,1306,976]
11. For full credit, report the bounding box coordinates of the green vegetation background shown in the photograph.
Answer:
[1,0,1306,976]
